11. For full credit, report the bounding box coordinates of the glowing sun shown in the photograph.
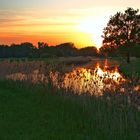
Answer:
[77,17,105,50]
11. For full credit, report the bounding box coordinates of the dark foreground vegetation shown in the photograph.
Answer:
[120,58,140,77]
[0,80,139,140]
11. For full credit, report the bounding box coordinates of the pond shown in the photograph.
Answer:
[0,59,139,96]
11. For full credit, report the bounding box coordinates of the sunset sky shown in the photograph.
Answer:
[0,0,140,48]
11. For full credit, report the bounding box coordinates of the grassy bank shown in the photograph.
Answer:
[0,80,139,140]
[120,58,140,77]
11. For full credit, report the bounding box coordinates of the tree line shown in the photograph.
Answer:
[0,42,99,58]
[0,41,139,58]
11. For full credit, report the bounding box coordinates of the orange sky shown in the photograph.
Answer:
[0,0,140,48]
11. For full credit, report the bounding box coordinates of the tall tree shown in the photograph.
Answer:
[102,7,140,63]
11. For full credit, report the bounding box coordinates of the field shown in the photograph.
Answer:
[0,80,139,140]
[0,57,139,139]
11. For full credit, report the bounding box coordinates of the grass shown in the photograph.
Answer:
[119,58,140,77]
[0,56,92,65]
[0,80,139,140]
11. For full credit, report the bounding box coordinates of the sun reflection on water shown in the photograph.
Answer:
[6,63,126,96]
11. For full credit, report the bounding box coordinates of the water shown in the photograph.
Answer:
[0,60,139,96]
[1,60,140,110]
[6,64,126,96]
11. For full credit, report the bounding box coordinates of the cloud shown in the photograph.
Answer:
[0,8,80,29]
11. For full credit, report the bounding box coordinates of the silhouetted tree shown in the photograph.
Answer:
[37,42,49,57]
[55,43,78,56]
[38,42,48,49]
[102,7,140,63]
[79,47,98,56]
[0,42,35,58]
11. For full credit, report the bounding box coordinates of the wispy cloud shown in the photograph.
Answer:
[0,9,79,25]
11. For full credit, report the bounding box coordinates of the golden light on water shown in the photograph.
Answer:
[5,61,140,98]
[60,64,125,95]
[6,63,125,96]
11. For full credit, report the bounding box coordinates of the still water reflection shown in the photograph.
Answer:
[6,63,126,96]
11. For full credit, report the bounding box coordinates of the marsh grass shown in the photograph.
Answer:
[0,58,140,139]
[0,80,139,140]
[0,59,139,109]
[119,58,140,77]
